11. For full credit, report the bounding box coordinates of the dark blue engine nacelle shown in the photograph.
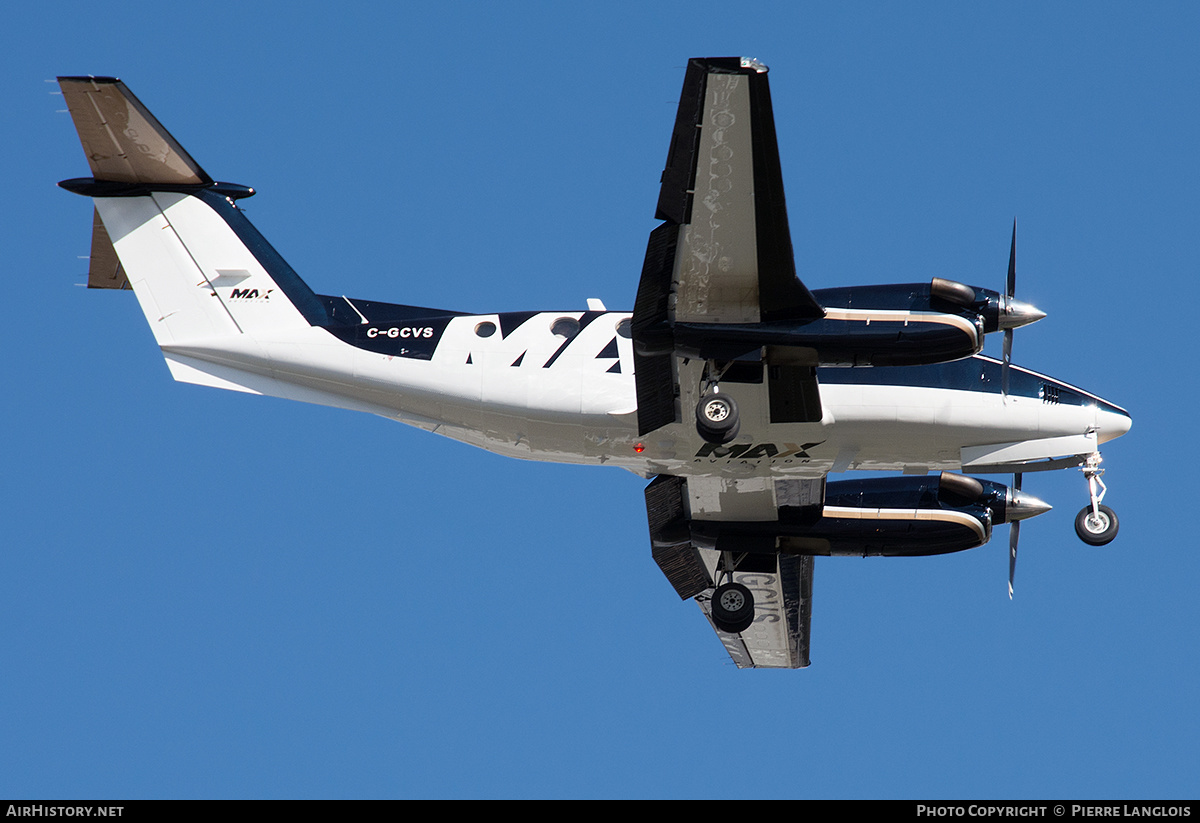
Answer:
[643,278,1043,367]
[654,473,1047,559]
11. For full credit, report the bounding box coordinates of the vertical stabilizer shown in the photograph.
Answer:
[58,77,328,346]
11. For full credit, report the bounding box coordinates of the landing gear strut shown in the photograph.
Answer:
[1075,453,1119,545]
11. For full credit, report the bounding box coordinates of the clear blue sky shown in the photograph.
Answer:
[3,1,1196,799]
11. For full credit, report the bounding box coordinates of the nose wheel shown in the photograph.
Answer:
[1075,453,1119,545]
[1075,504,1119,545]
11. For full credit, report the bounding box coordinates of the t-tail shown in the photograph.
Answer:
[57,76,329,387]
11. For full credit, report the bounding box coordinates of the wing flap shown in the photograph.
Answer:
[633,224,682,435]
[646,475,712,599]
[655,58,708,225]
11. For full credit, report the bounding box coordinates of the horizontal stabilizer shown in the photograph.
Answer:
[87,206,128,289]
[58,76,211,186]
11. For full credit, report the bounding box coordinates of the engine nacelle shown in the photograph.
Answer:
[654,473,1049,559]
[637,279,1044,367]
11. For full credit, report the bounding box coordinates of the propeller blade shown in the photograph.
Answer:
[1007,219,1017,299]
[1008,471,1023,599]
[1008,521,1020,599]
[1002,220,1016,400]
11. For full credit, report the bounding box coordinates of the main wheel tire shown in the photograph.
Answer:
[1075,504,1119,545]
[711,582,755,634]
[696,394,740,444]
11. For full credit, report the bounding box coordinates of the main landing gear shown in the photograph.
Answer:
[1075,452,1119,545]
[710,552,756,634]
[711,581,755,634]
[695,362,741,444]
[696,393,740,444]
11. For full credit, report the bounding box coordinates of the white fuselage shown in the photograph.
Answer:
[161,310,1131,480]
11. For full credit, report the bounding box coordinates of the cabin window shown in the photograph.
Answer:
[474,321,497,338]
[551,317,580,338]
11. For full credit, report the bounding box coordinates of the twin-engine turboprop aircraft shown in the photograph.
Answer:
[58,57,1131,668]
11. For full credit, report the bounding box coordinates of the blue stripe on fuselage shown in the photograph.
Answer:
[817,355,1127,416]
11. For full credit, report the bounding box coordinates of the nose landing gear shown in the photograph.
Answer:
[1075,453,1119,545]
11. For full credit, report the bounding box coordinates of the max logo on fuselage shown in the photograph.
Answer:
[694,441,825,460]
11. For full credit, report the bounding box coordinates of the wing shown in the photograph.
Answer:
[645,474,818,669]
[633,57,824,435]
[653,57,820,324]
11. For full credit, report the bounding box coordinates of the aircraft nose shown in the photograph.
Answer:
[1096,405,1132,444]
[1006,490,1053,522]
